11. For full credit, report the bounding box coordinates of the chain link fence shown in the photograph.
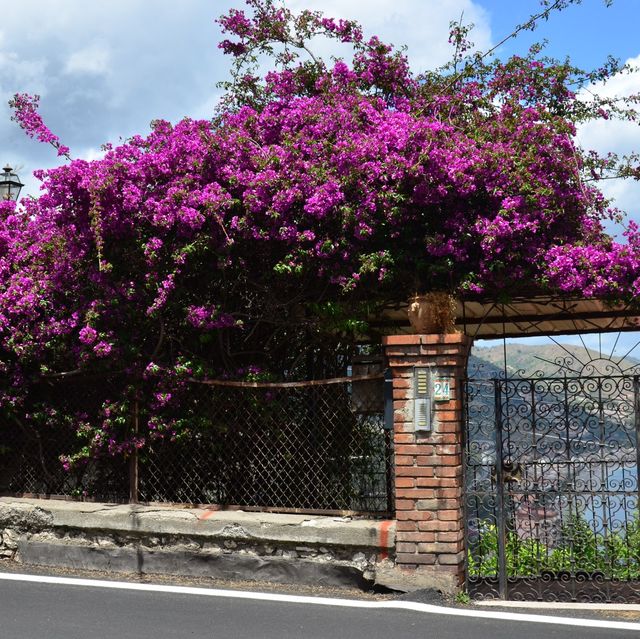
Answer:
[0,375,130,502]
[0,374,393,516]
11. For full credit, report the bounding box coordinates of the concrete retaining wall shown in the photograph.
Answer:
[0,497,396,590]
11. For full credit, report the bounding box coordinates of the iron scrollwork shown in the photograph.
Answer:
[464,373,640,602]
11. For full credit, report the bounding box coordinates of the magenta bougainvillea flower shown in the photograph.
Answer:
[2,0,639,465]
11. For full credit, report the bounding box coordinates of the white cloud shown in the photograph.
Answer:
[0,0,495,197]
[287,0,492,72]
[65,44,111,76]
[79,146,106,162]
[577,53,640,231]
[0,45,48,98]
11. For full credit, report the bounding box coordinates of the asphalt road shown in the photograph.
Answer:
[1,574,639,639]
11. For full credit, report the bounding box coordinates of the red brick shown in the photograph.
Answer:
[437,467,462,478]
[437,509,463,521]
[412,333,467,345]
[397,511,434,522]
[438,488,462,499]
[386,341,422,350]
[396,553,437,565]
[437,531,464,543]
[421,354,464,363]
[389,369,414,379]
[396,489,436,499]
[434,410,459,422]
[395,499,416,510]
[395,477,415,489]
[418,520,458,532]
[386,357,419,367]
[396,542,417,553]
[418,533,436,543]
[445,334,471,344]
[393,421,413,432]
[433,434,460,445]
[384,349,415,358]
[395,455,415,466]
[398,532,435,543]
[396,467,436,477]
[436,455,462,466]
[394,434,415,444]
[396,521,418,532]
[435,445,460,456]
[415,501,442,512]
[436,422,463,433]
[395,444,434,455]
[417,542,462,554]
[382,335,423,345]
[436,478,461,488]
[426,540,464,553]
[404,333,464,349]
[395,423,416,434]
[433,498,460,509]
[415,477,439,487]
[438,552,465,565]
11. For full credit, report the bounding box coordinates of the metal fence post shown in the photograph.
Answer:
[129,396,139,504]
[383,368,395,515]
[494,379,507,599]
[634,376,640,517]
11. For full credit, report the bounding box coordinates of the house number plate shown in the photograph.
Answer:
[433,377,451,401]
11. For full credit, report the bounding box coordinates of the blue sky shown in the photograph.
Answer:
[2,0,639,214]
[479,0,640,68]
[1,0,640,356]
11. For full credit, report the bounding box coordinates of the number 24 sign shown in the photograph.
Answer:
[433,378,451,402]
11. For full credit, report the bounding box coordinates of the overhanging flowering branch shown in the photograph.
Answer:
[1,0,639,466]
[9,93,71,160]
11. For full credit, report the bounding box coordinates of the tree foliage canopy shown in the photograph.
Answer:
[2,0,640,461]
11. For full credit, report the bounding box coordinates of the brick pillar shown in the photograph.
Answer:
[383,333,472,593]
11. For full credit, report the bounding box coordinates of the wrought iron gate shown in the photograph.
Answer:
[465,374,640,601]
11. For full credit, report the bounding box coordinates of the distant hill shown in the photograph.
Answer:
[470,343,640,379]
[467,342,639,445]
[467,353,503,379]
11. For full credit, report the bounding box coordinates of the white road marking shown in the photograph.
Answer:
[0,571,639,632]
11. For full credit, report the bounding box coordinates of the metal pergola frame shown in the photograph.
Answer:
[371,294,640,339]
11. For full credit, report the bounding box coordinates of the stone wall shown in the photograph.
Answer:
[0,332,475,596]
[0,497,395,590]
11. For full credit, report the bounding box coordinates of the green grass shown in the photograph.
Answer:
[468,514,640,580]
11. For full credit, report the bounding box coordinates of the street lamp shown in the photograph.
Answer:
[0,165,23,201]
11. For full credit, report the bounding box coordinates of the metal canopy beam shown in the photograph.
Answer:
[372,296,640,339]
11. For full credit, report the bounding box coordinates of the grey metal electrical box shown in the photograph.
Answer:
[413,367,432,432]
[383,368,394,430]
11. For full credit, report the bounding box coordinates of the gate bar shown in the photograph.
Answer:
[634,377,640,517]
[493,379,507,599]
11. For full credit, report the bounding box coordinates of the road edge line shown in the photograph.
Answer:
[1,571,639,632]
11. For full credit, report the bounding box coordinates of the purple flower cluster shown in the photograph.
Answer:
[9,94,70,158]
[186,305,237,330]
[2,0,638,466]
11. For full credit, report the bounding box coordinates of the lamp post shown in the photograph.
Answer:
[0,165,23,201]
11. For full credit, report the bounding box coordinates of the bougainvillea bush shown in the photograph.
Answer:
[2,0,640,466]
